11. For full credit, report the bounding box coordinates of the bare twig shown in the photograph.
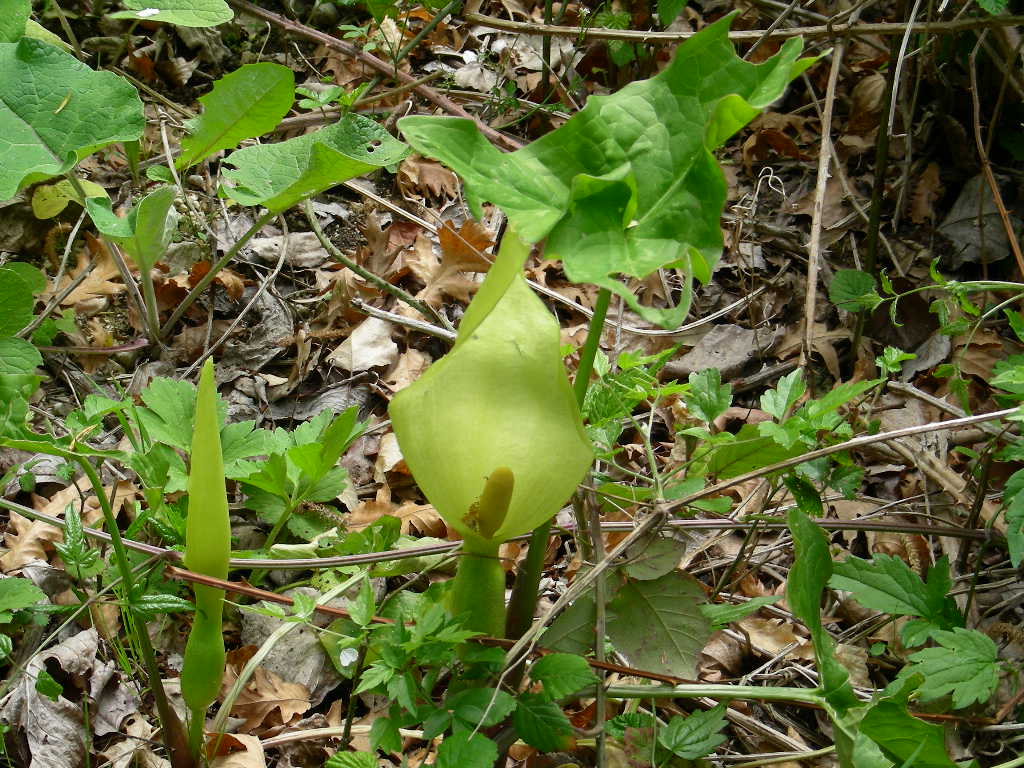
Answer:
[463,12,1024,45]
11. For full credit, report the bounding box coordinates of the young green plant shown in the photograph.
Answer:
[180,359,230,758]
[389,230,593,637]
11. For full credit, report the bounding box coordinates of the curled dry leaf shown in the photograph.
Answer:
[1,481,132,572]
[406,220,494,307]
[51,234,125,312]
[223,647,311,733]
[397,154,460,202]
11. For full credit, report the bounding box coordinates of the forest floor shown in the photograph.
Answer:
[1,0,1024,766]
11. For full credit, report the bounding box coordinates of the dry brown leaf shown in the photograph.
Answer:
[955,328,1004,380]
[52,234,125,311]
[406,221,494,307]
[326,317,398,372]
[738,616,813,660]
[393,501,446,537]
[1,481,129,572]
[383,348,432,393]
[224,647,310,732]
[208,734,266,768]
[397,154,460,202]
[911,162,943,224]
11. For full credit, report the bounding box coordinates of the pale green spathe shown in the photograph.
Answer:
[390,232,592,552]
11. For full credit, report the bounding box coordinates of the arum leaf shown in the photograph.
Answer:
[397,14,818,327]
[221,113,408,213]
[0,38,144,200]
[177,63,295,170]
[108,0,233,27]
[86,186,178,272]
[389,231,592,548]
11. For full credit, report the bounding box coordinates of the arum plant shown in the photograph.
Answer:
[180,359,231,759]
[389,230,593,637]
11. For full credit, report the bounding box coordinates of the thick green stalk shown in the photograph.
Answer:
[180,360,230,759]
[450,468,513,636]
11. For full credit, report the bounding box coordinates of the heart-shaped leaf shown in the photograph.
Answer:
[0,38,144,200]
[398,14,818,327]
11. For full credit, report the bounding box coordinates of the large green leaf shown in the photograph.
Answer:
[221,113,408,213]
[0,38,144,200]
[389,231,592,549]
[1,0,29,43]
[397,14,817,327]
[606,570,711,679]
[177,63,295,170]
[108,0,232,27]
[0,266,37,336]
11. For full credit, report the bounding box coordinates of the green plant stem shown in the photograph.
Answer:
[160,209,275,339]
[574,287,611,408]
[503,287,610,642]
[452,544,506,637]
[598,684,825,706]
[503,519,550,640]
[75,456,188,764]
[392,0,459,67]
[303,200,448,329]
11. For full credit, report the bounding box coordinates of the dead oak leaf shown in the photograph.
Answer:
[224,648,310,732]
[407,221,494,307]
[397,154,460,202]
[53,234,126,310]
[1,481,128,572]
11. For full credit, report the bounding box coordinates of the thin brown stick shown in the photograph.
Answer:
[223,0,523,150]
[799,25,849,375]
[464,11,1024,45]
[969,34,1024,278]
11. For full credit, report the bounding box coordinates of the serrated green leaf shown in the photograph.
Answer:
[512,693,575,752]
[606,570,711,679]
[349,577,376,628]
[222,113,408,213]
[0,338,41,374]
[658,704,728,759]
[829,554,962,633]
[447,687,517,729]
[0,38,144,199]
[704,423,804,478]
[139,377,197,451]
[829,269,882,312]
[544,593,597,656]
[859,678,958,767]
[436,731,498,768]
[108,0,232,27]
[684,369,732,424]
[54,504,102,580]
[897,628,1000,709]
[0,576,46,614]
[397,14,816,327]
[177,63,295,169]
[760,369,806,420]
[530,653,599,699]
